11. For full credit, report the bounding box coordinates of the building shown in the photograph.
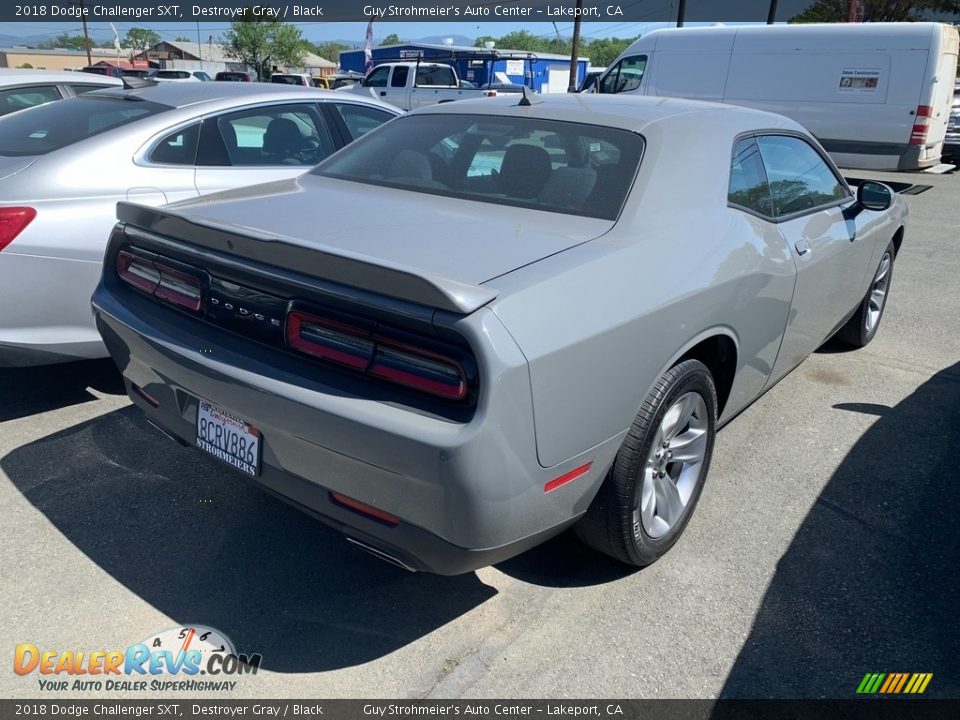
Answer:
[131,40,244,76]
[339,43,589,93]
[131,41,336,78]
[0,47,138,71]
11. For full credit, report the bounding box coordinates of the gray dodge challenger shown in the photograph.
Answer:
[92,94,906,574]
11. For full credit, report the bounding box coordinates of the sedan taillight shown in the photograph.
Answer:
[0,206,36,252]
[116,249,203,312]
[286,308,470,401]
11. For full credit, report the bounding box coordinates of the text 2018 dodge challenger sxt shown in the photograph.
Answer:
[92,94,906,574]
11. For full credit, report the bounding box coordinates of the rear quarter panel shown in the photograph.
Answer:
[487,116,797,468]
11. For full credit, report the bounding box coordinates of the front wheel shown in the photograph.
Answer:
[576,359,717,567]
[835,241,895,348]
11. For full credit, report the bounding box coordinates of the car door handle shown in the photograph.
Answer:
[379,91,386,97]
[795,239,809,256]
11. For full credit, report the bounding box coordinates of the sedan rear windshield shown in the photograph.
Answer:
[0,95,170,156]
[312,114,643,221]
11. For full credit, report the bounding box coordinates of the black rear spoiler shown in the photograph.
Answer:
[115,202,497,315]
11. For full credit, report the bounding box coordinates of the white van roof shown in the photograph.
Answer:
[622,21,951,55]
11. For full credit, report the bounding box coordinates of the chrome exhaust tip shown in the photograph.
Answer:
[346,537,417,572]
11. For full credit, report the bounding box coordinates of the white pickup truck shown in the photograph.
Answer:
[340,62,499,111]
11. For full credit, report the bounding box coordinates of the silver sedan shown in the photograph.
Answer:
[92,94,906,573]
[0,82,400,366]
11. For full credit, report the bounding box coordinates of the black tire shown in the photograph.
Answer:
[835,241,895,348]
[576,359,717,567]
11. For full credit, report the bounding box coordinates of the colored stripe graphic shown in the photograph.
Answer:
[857,672,932,694]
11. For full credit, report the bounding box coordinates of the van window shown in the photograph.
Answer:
[756,135,849,218]
[728,137,772,217]
[599,56,647,94]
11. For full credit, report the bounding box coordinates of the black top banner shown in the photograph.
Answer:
[0,1,881,24]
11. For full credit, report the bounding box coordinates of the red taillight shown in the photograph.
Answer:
[116,249,203,312]
[285,308,470,401]
[0,206,36,252]
[286,311,374,370]
[330,491,399,526]
[369,344,467,400]
[910,105,933,145]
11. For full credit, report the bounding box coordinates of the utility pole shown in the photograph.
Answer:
[677,0,687,27]
[568,0,583,92]
[767,0,778,24]
[79,0,92,66]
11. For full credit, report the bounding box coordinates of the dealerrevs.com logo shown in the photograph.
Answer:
[14,626,262,692]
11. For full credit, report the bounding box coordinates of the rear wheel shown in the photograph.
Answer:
[835,241,895,348]
[576,359,717,566]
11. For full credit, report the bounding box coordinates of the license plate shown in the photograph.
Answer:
[196,401,261,477]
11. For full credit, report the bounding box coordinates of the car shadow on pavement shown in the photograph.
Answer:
[0,359,125,422]
[1,406,496,672]
[717,362,960,698]
[495,530,637,587]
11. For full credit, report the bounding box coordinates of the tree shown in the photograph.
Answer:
[122,27,161,54]
[222,8,306,80]
[306,40,351,65]
[175,36,192,42]
[583,37,637,67]
[380,33,407,46]
[39,33,90,51]
[791,0,960,22]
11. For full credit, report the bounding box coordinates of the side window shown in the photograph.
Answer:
[0,85,62,116]
[728,137,772,217]
[390,66,409,88]
[416,65,456,87]
[68,84,114,95]
[204,104,335,166]
[364,66,390,88]
[333,104,396,141]
[756,135,849,218]
[599,56,646,94]
[149,123,200,165]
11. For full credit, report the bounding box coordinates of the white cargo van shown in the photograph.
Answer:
[596,23,959,171]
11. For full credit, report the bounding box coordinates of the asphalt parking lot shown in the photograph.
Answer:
[1,168,958,700]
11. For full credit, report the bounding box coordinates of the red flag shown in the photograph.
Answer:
[848,0,864,22]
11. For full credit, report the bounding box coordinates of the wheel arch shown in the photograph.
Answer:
[671,330,739,419]
[891,225,904,256]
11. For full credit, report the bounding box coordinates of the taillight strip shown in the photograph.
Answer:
[286,308,470,401]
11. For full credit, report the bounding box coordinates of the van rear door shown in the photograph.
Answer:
[918,25,960,163]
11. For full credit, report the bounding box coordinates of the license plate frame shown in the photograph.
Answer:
[195,401,261,477]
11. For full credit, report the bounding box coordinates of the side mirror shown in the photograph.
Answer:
[857,181,893,211]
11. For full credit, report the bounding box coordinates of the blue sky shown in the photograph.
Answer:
[0,21,684,46]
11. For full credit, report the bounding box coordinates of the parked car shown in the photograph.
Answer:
[80,65,123,78]
[154,70,211,82]
[271,73,312,86]
[91,94,907,574]
[0,69,121,117]
[0,83,400,366]
[329,72,365,90]
[215,71,256,82]
[343,62,500,110]
[122,69,158,80]
[943,80,960,161]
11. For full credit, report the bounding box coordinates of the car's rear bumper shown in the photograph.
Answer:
[0,251,107,366]
[92,282,616,574]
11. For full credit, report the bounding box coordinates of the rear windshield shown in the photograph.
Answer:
[0,95,170,156]
[312,114,643,221]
